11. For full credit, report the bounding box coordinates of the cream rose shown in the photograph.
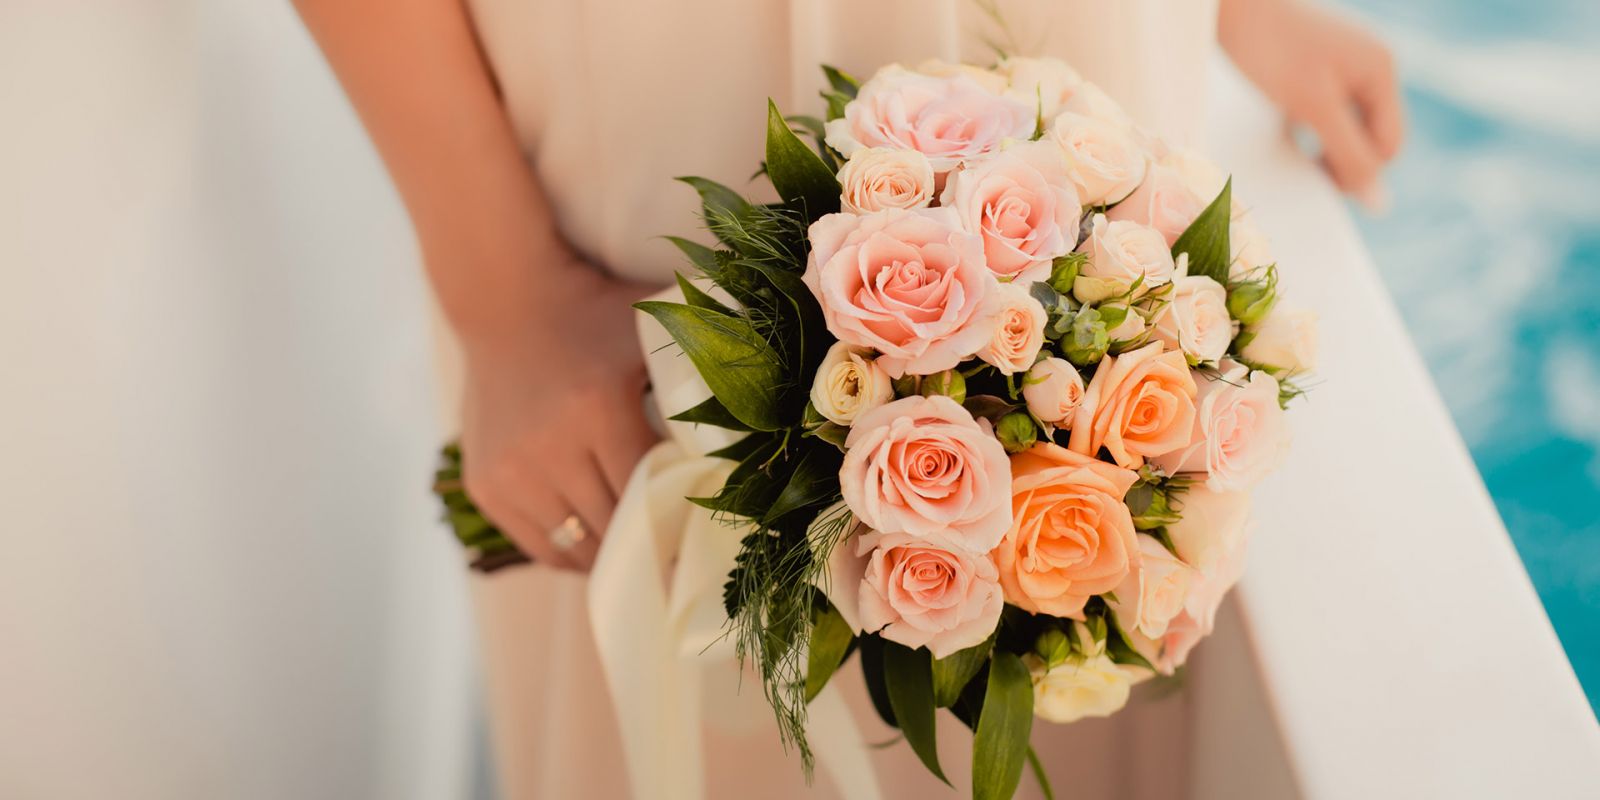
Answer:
[994,443,1140,618]
[1152,275,1234,364]
[803,208,997,377]
[836,147,935,214]
[1058,81,1133,128]
[1105,163,1205,246]
[809,341,895,426]
[998,56,1083,119]
[941,140,1082,282]
[977,282,1048,375]
[1068,342,1199,469]
[1241,306,1318,375]
[1073,215,1175,304]
[1050,112,1147,206]
[1024,651,1132,723]
[1164,484,1251,574]
[849,530,1005,658]
[826,66,1034,173]
[1108,534,1197,640]
[1021,357,1085,426]
[1154,362,1287,492]
[840,396,1013,553]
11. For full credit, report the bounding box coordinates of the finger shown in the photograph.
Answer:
[1354,55,1405,161]
[558,458,614,570]
[596,401,658,499]
[474,481,576,572]
[1306,89,1383,194]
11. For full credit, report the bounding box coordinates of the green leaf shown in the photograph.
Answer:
[807,421,850,451]
[763,445,843,524]
[883,642,948,785]
[705,432,771,461]
[1105,618,1156,672]
[743,260,829,377]
[1026,747,1056,800]
[821,64,860,98]
[786,114,827,140]
[664,235,721,273]
[1171,177,1232,283]
[932,636,994,708]
[822,91,850,122]
[766,99,842,219]
[667,395,753,431]
[635,301,784,431]
[858,635,898,727]
[972,651,1034,800]
[676,176,753,222]
[673,273,733,316]
[806,603,856,702]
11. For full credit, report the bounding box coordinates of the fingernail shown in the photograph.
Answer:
[1356,181,1392,215]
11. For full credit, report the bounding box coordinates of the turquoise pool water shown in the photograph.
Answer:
[1340,0,1600,711]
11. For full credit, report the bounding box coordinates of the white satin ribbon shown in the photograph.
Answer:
[585,287,881,800]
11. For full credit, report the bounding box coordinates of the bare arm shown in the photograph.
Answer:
[1219,0,1405,205]
[295,0,657,570]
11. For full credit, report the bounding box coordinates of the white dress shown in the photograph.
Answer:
[449,1,1600,798]
[454,3,1218,798]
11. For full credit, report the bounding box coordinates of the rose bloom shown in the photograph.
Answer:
[1073,215,1175,304]
[1151,275,1234,364]
[840,396,1013,553]
[1058,81,1133,128]
[825,65,1034,174]
[1229,217,1273,281]
[1102,304,1147,347]
[1023,651,1132,723]
[1241,305,1318,375]
[1108,534,1197,640]
[1165,485,1251,573]
[913,58,1011,94]
[836,147,936,214]
[809,341,895,427]
[1068,342,1199,469]
[1105,163,1205,246]
[1022,357,1085,426]
[803,208,997,377]
[838,530,1006,658]
[1154,361,1287,492]
[1160,147,1227,207]
[994,442,1140,618]
[1128,496,1249,674]
[976,282,1048,375]
[941,140,1082,282]
[998,56,1082,119]
[1049,111,1147,206]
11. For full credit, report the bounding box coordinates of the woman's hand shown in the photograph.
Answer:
[459,260,660,571]
[1220,0,1405,204]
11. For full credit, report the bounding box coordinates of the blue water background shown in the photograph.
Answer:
[1338,0,1600,711]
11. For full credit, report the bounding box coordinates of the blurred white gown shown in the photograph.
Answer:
[451,2,1219,798]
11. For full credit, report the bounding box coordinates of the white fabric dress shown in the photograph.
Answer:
[456,2,1219,798]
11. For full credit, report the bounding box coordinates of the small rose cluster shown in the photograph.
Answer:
[807,57,1315,723]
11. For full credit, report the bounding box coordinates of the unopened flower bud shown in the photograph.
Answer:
[919,369,967,405]
[1227,268,1278,326]
[1062,307,1110,367]
[1035,628,1072,669]
[1049,252,1085,295]
[996,412,1039,454]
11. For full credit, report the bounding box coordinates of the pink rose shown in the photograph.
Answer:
[803,208,997,377]
[838,529,1005,658]
[1049,112,1147,206]
[1153,362,1287,492]
[1073,215,1175,304]
[1151,275,1234,364]
[1068,342,1199,469]
[1107,534,1197,640]
[941,141,1083,282]
[1022,357,1085,426]
[1127,495,1248,674]
[1105,163,1205,246]
[825,66,1034,174]
[841,396,1013,553]
[976,282,1048,375]
[1166,485,1251,573]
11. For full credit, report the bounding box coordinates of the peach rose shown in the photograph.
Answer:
[1021,357,1085,426]
[976,282,1048,375]
[941,140,1082,282]
[1073,215,1175,304]
[1049,112,1147,206]
[1105,163,1205,246]
[1108,534,1197,640]
[1154,362,1287,491]
[1068,342,1198,469]
[841,396,1013,553]
[837,147,936,214]
[1151,275,1234,364]
[845,530,1005,658]
[826,66,1034,173]
[803,208,997,377]
[994,443,1140,618]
